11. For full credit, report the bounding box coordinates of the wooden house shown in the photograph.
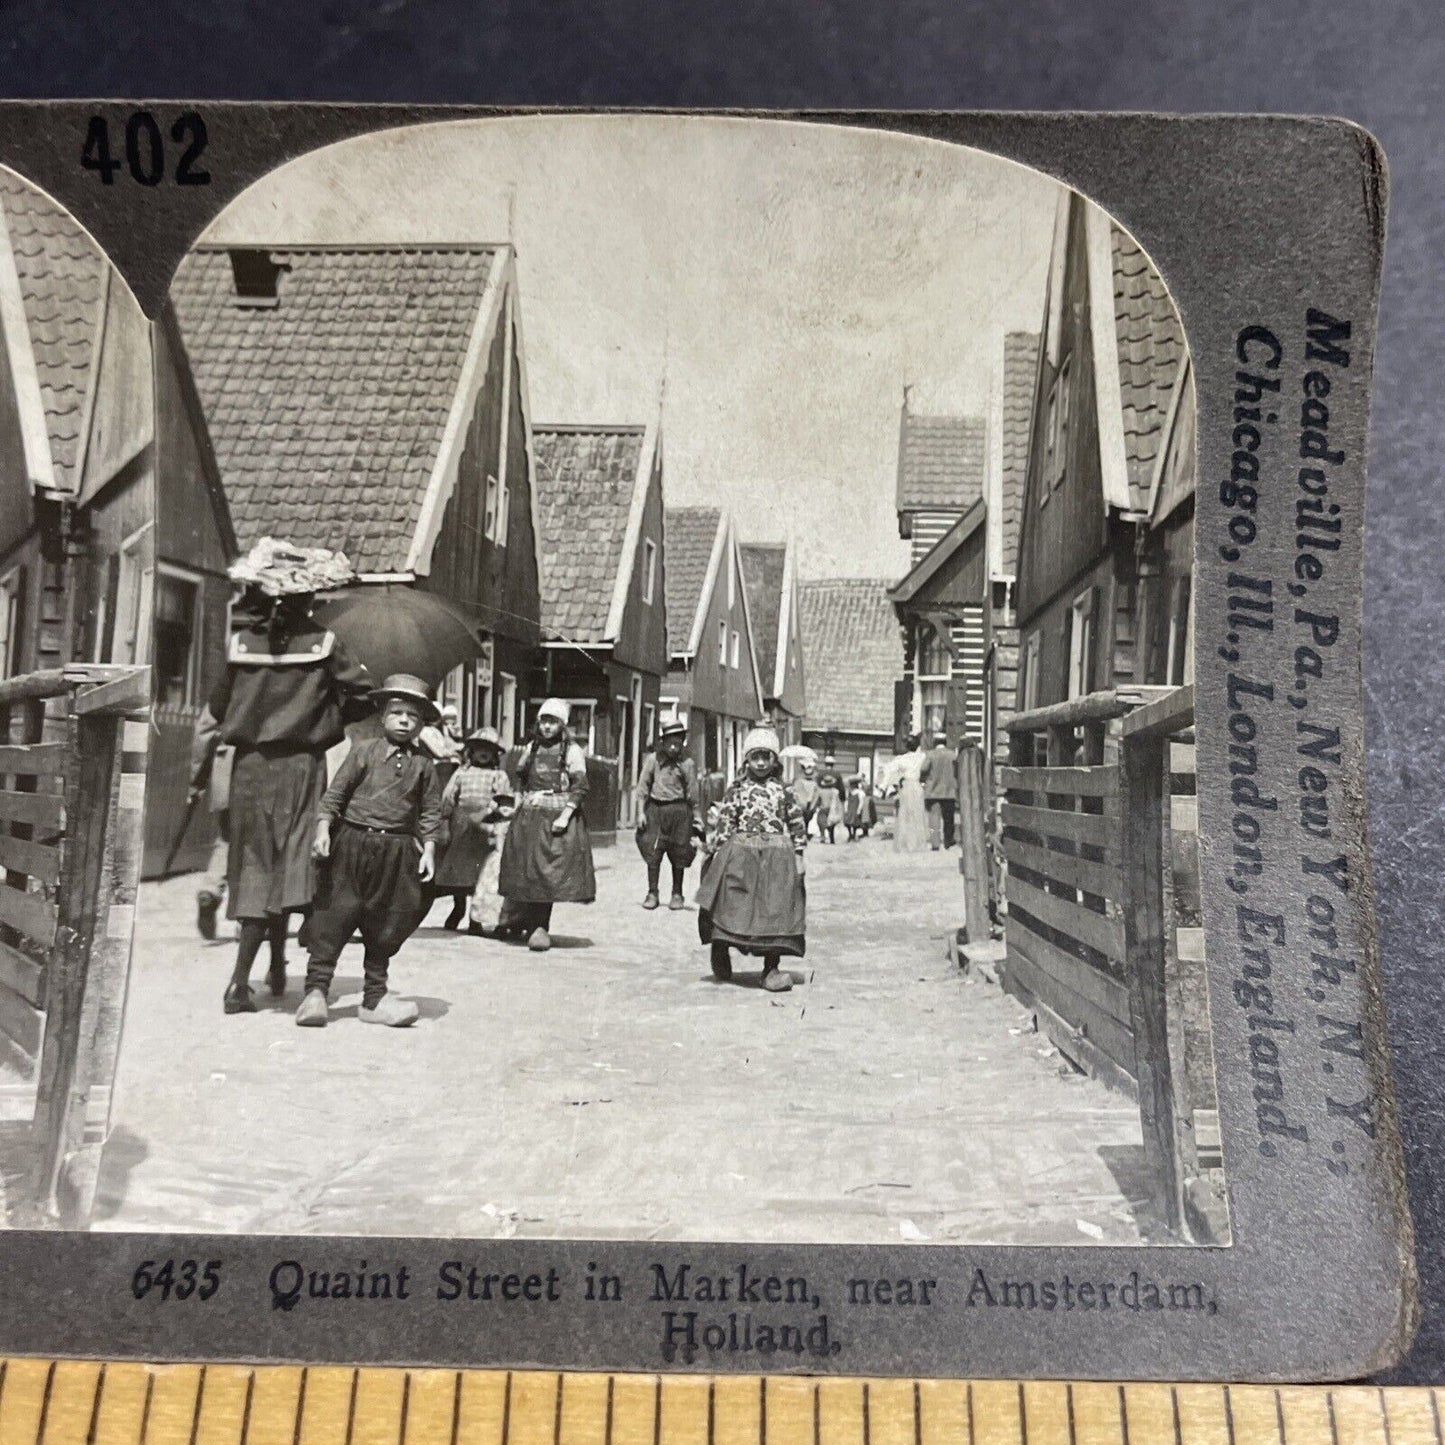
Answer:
[0,170,155,713]
[531,422,669,831]
[169,241,547,755]
[661,507,764,782]
[893,407,989,747]
[1013,194,1194,710]
[797,578,902,784]
[738,539,806,750]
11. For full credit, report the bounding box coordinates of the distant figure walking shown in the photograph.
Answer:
[497,698,596,951]
[844,775,877,840]
[921,731,958,850]
[815,754,847,844]
[634,716,703,910]
[883,733,930,853]
[791,759,820,839]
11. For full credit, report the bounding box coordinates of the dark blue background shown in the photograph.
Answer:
[1,0,1439,1382]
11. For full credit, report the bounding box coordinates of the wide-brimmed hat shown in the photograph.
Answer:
[228,537,354,598]
[372,673,440,723]
[658,717,688,739]
[466,725,503,751]
[742,725,781,758]
[537,697,570,725]
[823,754,837,764]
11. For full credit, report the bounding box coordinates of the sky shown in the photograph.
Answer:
[202,115,1062,582]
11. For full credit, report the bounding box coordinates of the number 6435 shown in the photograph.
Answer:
[131,1258,221,1301]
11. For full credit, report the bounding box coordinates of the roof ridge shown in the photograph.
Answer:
[189,241,503,255]
[533,421,646,435]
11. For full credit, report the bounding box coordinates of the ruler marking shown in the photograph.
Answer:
[85,1363,107,1445]
[504,1372,515,1445]
[189,1364,208,1445]
[1170,1387,1183,1445]
[34,1359,56,1445]
[913,1382,921,1445]
[450,1372,463,1445]
[1275,1390,1286,1445]
[652,1376,662,1445]
[554,1374,565,1445]
[400,1372,412,1445]
[709,1380,717,1445]
[1327,1391,1340,1445]
[966,1383,974,1445]
[813,1381,821,1445]
[605,1374,616,1445]
[292,1367,309,1445]
[1224,1388,1238,1445]
[864,1383,871,1445]
[1066,1384,1077,1445]
[761,1377,768,1445]
[1119,1386,1129,1445]
[1019,1383,1029,1445]
[345,1368,360,1445]
[239,1371,256,1445]
[139,1371,156,1445]
[1378,1388,1394,1445]
[1430,1392,1443,1445]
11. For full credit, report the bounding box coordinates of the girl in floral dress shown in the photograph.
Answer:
[433,727,513,932]
[696,726,808,993]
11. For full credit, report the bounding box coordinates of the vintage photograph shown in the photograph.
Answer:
[0,117,1223,1247]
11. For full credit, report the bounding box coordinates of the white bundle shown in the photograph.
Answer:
[228,537,355,597]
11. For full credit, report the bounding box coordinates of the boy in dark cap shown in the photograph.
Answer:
[633,715,703,909]
[298,674,443,1029]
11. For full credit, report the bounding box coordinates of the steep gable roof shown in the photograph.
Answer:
[888,499,987,608]
[1110,224,1187,512]
[799,578,900,737]
[897,412,986,513]
[170,243,502,574]
[664,506,723,657]
[533,423,646,645]
[999,331,1039,578]
[738,542,786,697]
[0,170,109,495]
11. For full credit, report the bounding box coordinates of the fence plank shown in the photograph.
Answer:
[70,667,150,717]
[1007,874,1125,961]
[0,742,67,776]
[1006,911,1133,1024]
[956,744,990,942]
[0,977,43,1057]
[0,884,57,948]
[998,764,1119,799]
[0,831,61,885]
[1117,683,1194,739]
[999,835,1120,900]
[0,937,43,1006]
[0,788,64,829]
[1000,802,1115,850]
[1003,925,1136,1076]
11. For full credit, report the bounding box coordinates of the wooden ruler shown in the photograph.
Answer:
[0,1363,1439,1445]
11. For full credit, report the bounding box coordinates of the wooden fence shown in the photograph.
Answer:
[0,664,149,1228]
[1000,684,1225,1243]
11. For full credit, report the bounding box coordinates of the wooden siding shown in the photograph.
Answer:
[906,510,961,564]
[0,296,39,564]
[774,568,807,719]
[611,443,668,676]
[682,536,763,725]
[1016,195,1109,626]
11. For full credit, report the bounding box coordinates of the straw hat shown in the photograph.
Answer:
[466,725,503,750]
[372,673,440,723]
[658,717,688,739]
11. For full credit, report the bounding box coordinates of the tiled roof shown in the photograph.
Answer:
[799,579,901,736]
[0,170,109,492]
[533,425,645,644]
[739,542,785,696]
[897,412,986,513]
[664,507,722,656]
[170,244,498,574]
[1000,331,1039,577]
[1111,225,1186,511]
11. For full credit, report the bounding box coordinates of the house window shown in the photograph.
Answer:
[483,472,503,543]
[153,566,203,709]
[730,629,740,669]
[1167,576,1193,687]
[1022,632,1041,711]
[917,623,952,741]
[718,619,728,666]
[1067,587,1095,700]
[496,672,517,747]
[1050,356,1073,490]
[642,538,657,604]
[0,567,25,681]
[642,702,657,749]
[726,554,735,610]
[105,525,153,666]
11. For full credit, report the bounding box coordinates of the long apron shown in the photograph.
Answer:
[226,747,327,920]
[499,796,597,904]
[696,834,806,957]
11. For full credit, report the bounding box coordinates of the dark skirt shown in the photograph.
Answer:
[636,799,696,868]
[696,833,806,957]
[308,823,423,961]
[226,747,327,920]
[499,799,596,904]
[434,815,496,891]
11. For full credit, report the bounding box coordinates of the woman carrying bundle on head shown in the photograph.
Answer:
[696,725,807,993]
[496,698,596,951]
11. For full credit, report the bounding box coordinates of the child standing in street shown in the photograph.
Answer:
[696,726,807,993]
[633,716,703,910]
[298,674,443,1028]
[433,726,512,932]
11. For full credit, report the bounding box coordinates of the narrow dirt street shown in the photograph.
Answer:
[96,836,1149,1243]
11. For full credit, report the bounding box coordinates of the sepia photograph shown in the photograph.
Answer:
[0,116,1223,1249]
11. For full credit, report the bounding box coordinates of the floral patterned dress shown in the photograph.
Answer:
[696,775,808,957]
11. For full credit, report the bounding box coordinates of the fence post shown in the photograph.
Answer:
[956,743,989,943]
[27,700,118,1223]
[1118,727,1183,1235]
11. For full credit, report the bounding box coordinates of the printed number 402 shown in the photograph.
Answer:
[132,1259,221,1301]
[82,113,210,186]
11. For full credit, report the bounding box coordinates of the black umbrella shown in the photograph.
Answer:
[314,585,486,688]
